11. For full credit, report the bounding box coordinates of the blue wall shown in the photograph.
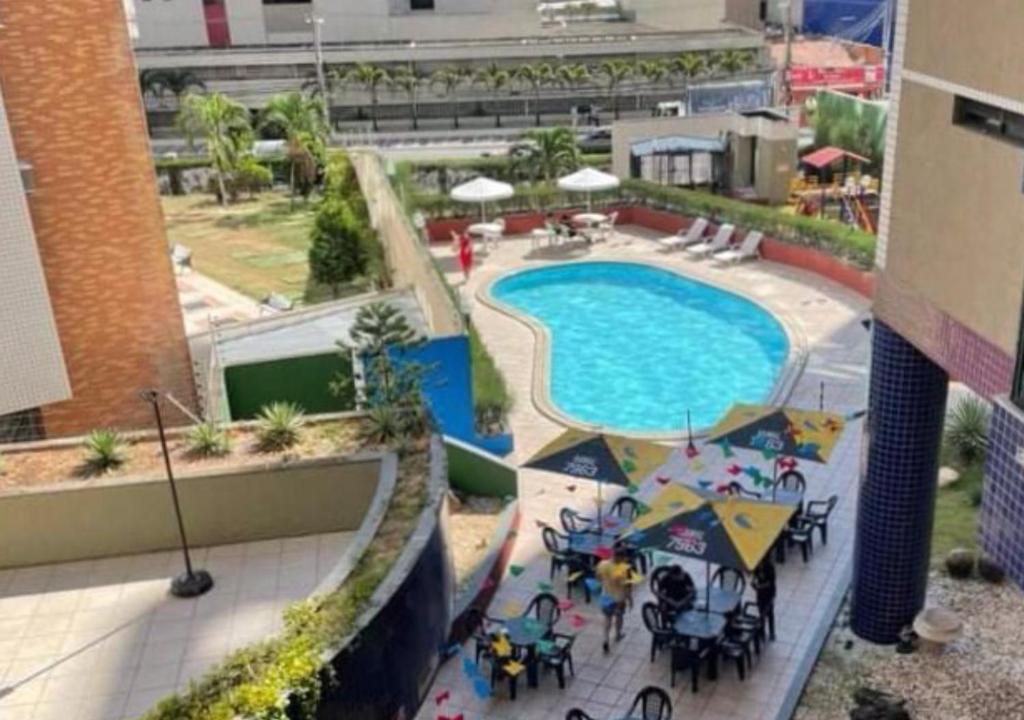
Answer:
[804,0,887,46]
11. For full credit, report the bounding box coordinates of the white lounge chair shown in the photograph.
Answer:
[713,231,763,264]
[686,223,734,259]
[658,217,708,251]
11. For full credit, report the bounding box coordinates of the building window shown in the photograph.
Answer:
[953,96,1024,148]
[410,0,435,9]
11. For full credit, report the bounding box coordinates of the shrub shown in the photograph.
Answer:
[366,405,403,444]
[230,155,273,199]
[977,555,1005,584]
[308,198,372,298]
[945,396,991,464]
[945,548,976,579]
[255,402,305,452]
[186,422,232,458]
[969,485,983,507]
[83,429,127,472]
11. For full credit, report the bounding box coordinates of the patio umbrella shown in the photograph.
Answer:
[557,166,620,211]
[627,484,796,608]
[450,176,514,221]
[522,429,672,525]
[706,404,846,464]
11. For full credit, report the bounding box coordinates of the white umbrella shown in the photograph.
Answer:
[557,166,621,211]
[450,176,514,221]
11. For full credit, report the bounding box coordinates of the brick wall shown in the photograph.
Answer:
[0,1,196,435]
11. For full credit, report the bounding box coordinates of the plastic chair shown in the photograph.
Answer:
[542,527,573,579]
[560,507,593,534]
[732,600,766,654]
[565,709,597,720]
[628,686,673,720]
[803,495,839,545]
[671,641,712,693]
[783,516,815,562]
[777,469,806,495]
[539,632,576,689]
[712,566,746,596]
[641,602,676,663]
[525,592,561,629]
[726,481,762,500]
[611,495,640,522]
[464,607,504,667]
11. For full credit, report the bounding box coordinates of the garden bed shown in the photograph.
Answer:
[449,493,506,587]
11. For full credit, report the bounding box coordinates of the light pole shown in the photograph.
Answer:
[306,14,328,104]
[780,0,794,108]
[139,390,214,598]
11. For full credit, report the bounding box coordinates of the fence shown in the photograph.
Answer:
[351,151,464,337]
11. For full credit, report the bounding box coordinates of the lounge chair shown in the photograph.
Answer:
[713,230,763,264]
[685,223,734,259]
[658,217,708,251]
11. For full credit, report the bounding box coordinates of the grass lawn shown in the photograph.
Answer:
[931,447,984,562]
[162,192,368,304]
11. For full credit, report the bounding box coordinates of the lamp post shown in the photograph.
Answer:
[139,390,214,598]
[306,14,328,104]
[780,0,794,108]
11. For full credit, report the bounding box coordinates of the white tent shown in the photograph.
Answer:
[557,166,621,210]
[450,177,515,220]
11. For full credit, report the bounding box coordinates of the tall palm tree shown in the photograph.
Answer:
[522,127,581,182]
[635,59,672,113]
[710,49,756,76]
[673,52,708,111]
[139,69,206,107]
[475,63,512,128]
[338,63,390,131]
[177,92,253,205]
[514,62,556,127]
[390,65,425,131]
[258,92,328,204]
[431,66,471,129]
[595,59,633,120]
[556,63,592,97]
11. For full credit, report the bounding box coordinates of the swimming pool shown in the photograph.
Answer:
[489,262,790,434]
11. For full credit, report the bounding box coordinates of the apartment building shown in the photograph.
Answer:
[851,0,1024,642]
[0,1,196,440]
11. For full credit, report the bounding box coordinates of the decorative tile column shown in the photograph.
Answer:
[851,321,948,643]
[980,398,1024,587]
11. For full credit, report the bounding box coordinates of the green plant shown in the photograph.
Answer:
[389,66,425,130]
[365,404,404,444]
[177,92,253,205]
[430,65,472,129]
[230,155,274,200]
[186,422,232,458]
[595,59,633,120]
[474,63,512,128]
[945,548,976,579]
[83,429,127,472]
[259,93,329,204]
[519,127,582,182]
[308,199,372,298]
[977,555,1005,583]
[514,62,556,126]
[255,402,305,452]
[945,396,991,465]
[470,325,512,433]
[336,63,390,131]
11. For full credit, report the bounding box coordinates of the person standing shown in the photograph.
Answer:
[457,231,474,282]
[595,545,632,654]
[752,557,777,641]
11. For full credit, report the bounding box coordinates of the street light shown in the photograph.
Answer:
[305,14,328,104]
[780,0,794,108]
[139,390,214,598]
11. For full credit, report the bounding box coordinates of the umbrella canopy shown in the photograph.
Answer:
[450,177,514,203]
[706,404,846,464]
[630,485,795,572]
[523,428,672,488]
[557,167,620,210]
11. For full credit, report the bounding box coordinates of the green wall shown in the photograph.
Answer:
[445,436,518,498]
[225,353,353,420]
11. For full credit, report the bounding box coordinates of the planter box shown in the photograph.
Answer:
[760,238,875,298]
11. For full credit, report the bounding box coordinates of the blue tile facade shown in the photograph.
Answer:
[851,322,948,644]
[980,398,1024,587]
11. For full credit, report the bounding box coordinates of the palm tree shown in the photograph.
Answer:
[431,66,471,129]
[338,63,390,131]
[595,59,633,120]
[139,69,206,107]
[522,127,581,182]
[710,49,756,76]
[556,63,592,96]
[177,92,253,205]
[390,66,425,131]
[514,62,556,127]
[474,63,512,128]
[258,93,328,204]
[635,59,672,112]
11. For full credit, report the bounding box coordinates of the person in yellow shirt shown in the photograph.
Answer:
[595,545,633,654]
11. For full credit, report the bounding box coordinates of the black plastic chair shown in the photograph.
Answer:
[628,686,673,720]
[560,507,594,534]
[542,527,574,579]
[490,647,524,701]
[783,516,815,562]
[804,495,839,545]
[777,469,807,495]
[525,592,562,630]
[652,566,694,618]
[464,607,503,667]
[539,632,576,689]
[718,634,748,681]
[725,613,757,668]
[712,566,746,596]
[732,601,766,654]
[611,495,640,522]
[726,481,762,500]
[641,602,676,663]
[671,641,712,693]
[565,709,597,720]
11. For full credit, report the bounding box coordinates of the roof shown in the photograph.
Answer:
[767,38,883,69]
[800,146,871,169]
[631,135,729,156]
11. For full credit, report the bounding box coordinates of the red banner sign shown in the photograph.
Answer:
[788,65,883,89]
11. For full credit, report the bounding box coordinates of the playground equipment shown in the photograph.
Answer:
[787,146,879,233]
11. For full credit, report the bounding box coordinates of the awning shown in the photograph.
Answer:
[800,146,871,169]
[631,135,728,157]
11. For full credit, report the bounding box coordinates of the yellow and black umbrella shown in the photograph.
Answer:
[706,404,847,464]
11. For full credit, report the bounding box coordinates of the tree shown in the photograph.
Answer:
[259,92,329,205]
[431,66,471,129]
[338,63,390,131]
[710,49,756,76]
[636,59,672,113]
[474,63,512,128]
[176,92,253,206]
[596,59,633,120]
[521,127,581,182]
[308,199,369,298]
[556,63,592,96]
[673,52,708,108]
[514,62,555,127]
[140,69,206,107]
[390,66,425,131]
[230,155,272,200]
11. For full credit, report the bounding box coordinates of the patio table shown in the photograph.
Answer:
[674,609,726,640]
[695,586,743,615]
[501,616,550,688]
[567,531,619,558]
[572,212,608,226]
[468,221,503,252]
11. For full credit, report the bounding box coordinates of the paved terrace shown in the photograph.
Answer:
[0,532,354,720]
[422,226,870,720]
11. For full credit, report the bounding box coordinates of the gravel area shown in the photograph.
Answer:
[797,572,1024,719]
[449,494,505,585]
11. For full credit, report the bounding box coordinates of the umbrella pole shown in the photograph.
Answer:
[597,479,603,529]
[819,381,825,411]
[686,410,695,455]
[587,190,592,212]
[705,562,711,615]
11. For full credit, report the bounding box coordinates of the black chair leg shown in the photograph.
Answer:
[737,656,746,681]
[567,653,575,677]
[820,523,829,546]
[691,664,700,693]
[555,665,565,689]
[509,676,517,701]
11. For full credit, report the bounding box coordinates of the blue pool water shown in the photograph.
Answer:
[490,262,789,433]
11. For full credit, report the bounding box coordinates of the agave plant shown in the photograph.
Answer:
[255,402,306,452]
[944,395,991,464]
[365,405,403,445]
[83,429,127,472]
[187,422,232,458]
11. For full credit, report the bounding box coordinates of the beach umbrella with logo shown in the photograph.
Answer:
[706,403,847,464]
[523,429,672,524]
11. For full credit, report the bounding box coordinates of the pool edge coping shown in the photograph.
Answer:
[476,256,809,441]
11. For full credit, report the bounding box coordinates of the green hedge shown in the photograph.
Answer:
[620,179,876,270]
[407,181,621,218]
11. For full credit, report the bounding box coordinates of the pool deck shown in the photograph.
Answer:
[424,226,871,720]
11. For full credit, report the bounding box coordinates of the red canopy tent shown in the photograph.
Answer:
[800,146,871,170]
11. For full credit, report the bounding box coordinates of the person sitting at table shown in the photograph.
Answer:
[752,557,777,641]
[595,545,632,655]
[558,212,581,240]
[658,564,696,619]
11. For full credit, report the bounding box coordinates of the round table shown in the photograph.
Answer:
[467,222,503,252]
[500,617,550,687]
[572,212,608,226]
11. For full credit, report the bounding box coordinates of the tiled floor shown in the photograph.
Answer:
[422,227,870,720]
[176,271,261,336]
[0,532,354,720]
